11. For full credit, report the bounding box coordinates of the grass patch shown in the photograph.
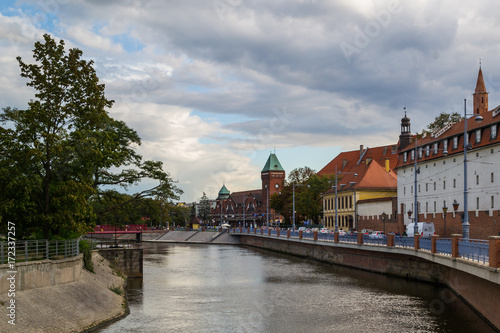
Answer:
[79,240,95,273]
[109,285,123,296]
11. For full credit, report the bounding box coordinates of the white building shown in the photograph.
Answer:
[396,67,500,239]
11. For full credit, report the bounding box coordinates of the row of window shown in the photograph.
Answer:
[403,172,495,195]
[324,195,354,211]
[404,196,496,214]
[403,124,498,163]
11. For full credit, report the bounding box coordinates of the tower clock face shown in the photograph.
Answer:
[275,183,279,189]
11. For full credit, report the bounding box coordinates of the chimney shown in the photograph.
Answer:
[385,158,390,172]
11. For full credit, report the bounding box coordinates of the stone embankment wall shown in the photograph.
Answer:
[238,235,500,331]
[99,248,143,278]
[0,252,127,332]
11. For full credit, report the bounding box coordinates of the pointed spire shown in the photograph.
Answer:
[475,66,486,94]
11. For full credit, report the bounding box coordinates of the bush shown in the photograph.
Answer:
[79,240,95,273]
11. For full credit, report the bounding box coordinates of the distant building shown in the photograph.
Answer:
[319,144,398,232]
[210,153,285,227]
[396,66,500,238]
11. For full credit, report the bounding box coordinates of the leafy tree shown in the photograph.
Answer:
[423,112,462,134]
[0,34,182,239]
[287,166,315,184]
[198,192,212,223]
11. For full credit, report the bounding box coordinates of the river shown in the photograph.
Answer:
[99,243,496,333]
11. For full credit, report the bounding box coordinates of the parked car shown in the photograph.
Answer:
[320,228,330,234]
[361,229,373,235]
[368,231,385,239]
[338,230,347,236]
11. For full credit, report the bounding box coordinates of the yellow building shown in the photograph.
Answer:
[319,145,398,231]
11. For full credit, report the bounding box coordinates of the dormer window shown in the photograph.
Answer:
[403,152,407,163]
[443,139,448,152]
[453,136,458,149]
[475,129,481,143]
[491,124,497,140]
[418,147,422,159]
[425,145,430,157]
[433,142,438,155]
[411,150,415,161]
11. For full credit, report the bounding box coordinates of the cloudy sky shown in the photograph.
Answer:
[1,0,500,203]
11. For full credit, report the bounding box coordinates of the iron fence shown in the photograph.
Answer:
[435,238,452,256]
[459,238,489,264]
[395,236,414,248]
[0,239,80,264]
[420,237,432,252]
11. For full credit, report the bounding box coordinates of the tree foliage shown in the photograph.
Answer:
[0,34,182,239]
[424,112,462,134]
[270,167,334,226]
[198,192,212,223]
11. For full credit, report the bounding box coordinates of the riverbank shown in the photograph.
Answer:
[0,252,127,332]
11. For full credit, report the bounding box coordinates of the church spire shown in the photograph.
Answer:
[473,64,488,115]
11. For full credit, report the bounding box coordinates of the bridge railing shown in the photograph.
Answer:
[0,239,80,264]
[229,229,496,267]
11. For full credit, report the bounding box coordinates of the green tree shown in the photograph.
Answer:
[287,166,315,184]
[198,192,212,223]
[423,112,462,134]
[0,34,182,239]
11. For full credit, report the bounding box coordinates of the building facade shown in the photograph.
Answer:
[211,153,285,227]
[319,145,398,232]
[396,67,500,238]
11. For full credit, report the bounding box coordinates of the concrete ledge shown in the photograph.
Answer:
[0,255,82,293]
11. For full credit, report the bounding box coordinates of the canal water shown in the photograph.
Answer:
[100,243,496,333]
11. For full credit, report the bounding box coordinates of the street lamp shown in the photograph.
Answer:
[333,165,357,232]
[461,99,484,239]
[292,182,309,230]
[442,204,448,237]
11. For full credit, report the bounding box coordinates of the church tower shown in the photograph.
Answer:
[261,153,285,207]
[399,110,412,150]
[473,65,488,115]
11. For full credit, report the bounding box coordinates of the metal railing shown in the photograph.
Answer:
[459,238,489,264]
[395,236,414,248]
[229,229,491,265]
[436,238,452,256]
[0,239,80,264]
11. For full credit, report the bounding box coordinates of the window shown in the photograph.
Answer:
[411,150,414,161]
[426,202,429,212]
[477,197,479,210]
[418,147,422,159]
[425,145,430,157]
[453,136,458,149]
[492,196,495,209]
[476,129,481,143]
[492,124,498,139]
[426,183,428,192]
[434,201,436,212]
[492,173,494,183]
[404,152,407,163]
[433,182,436,191]
[476,175,479,185]
[433,142,438,154]
[443,180,446,190]
[418,184,420,193]
[453,179,456,188]
[443,140,448,152]
[411,186,413,194]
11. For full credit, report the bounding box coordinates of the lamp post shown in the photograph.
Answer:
[442,204,448,237]
[333,165,357,232]
[293,182,309,230]
[461,99,484,239]
[381,212,387,234]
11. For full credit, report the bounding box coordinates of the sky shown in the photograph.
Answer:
[1,0,500,203]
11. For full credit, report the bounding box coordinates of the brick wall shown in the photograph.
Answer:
[98,248,143,278]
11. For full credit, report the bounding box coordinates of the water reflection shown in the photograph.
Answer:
[99,244,496,333]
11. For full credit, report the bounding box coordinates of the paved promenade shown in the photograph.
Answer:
[0,253,126,333]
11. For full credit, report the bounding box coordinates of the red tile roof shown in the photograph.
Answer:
[397,105,500,169]
[319,144,399,177]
